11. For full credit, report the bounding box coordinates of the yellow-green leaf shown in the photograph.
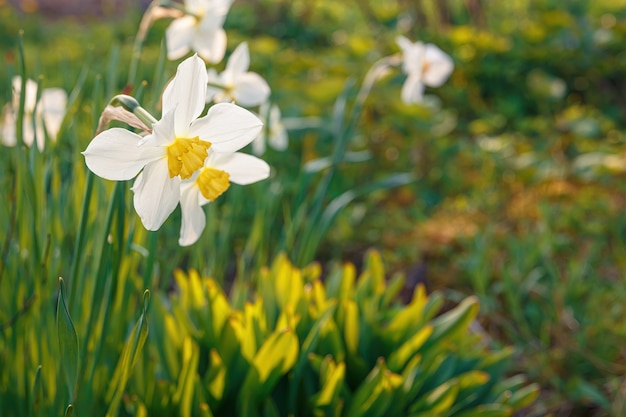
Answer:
[240,328,299,405]
[204,349,226,401]
[388,325,433,372]
[314,360,345,407]
[343,299,359,355]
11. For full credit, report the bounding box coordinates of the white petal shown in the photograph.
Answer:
[193,28,227,64]
[22,115,35,148]
[12,77,38,111]
[35,118,45,151]
[131,160,181,230]
[189,102,262,152]
[251,132,266,156]
[184,0,206,14]
[206,68,224,102]
[209,0,234,17]
[165,16,196,60]
[269,124,288,151]
[401,73,425,104]
[162,55,208,136]
[41,87,68,141]
[178,183,206,246]
[422,44,454,87]
[233,72,270,107]
[197,3,229,32]
[269,104,281,124]
[0,105,16,147]
[225,42,250,78]
[141,107,176,147]
[82,128,164,180]
[397,38,424,75]
[208,152,270,185]
[396,36,415,56]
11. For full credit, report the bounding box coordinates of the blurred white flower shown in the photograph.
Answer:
[179,150,270,245]
[1,76,67,150]
[165,0,233,63]
[206,42,271,107]
[252,102,287,155]
[396,36,454,104]
[83,55,262,231]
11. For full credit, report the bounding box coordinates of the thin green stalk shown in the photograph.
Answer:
[0,171,17,288]
[295,56,399,264]
[143,232,158,291]
[68,172,94,311]
[128,0,172,86]
[69,72,103,309]
[16,31,26,148]
[79,182,123,392]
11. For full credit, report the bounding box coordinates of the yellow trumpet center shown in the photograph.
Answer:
[196,167,230,201]
[167,136,212,179]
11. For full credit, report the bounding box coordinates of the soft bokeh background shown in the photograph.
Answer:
[2,0,626,416]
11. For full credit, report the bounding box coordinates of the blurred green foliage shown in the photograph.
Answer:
[130,250,537,416]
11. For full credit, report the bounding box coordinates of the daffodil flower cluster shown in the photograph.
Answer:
[160,0,290,156]
[1,76,67,151]
[83,55,270,246]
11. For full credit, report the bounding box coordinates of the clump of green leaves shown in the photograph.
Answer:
[130,250,538,416]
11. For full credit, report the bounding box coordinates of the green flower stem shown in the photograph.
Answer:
[108,94,158,126]
[16,31,26,148]
[69,74,102,310]
[128,0,170,85]
[68,172,94,311]
[80,182,123,388]
[297,56,399,265]
[207,81,226,90]
[134,105,158,126]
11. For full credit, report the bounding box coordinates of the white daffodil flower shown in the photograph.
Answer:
[166,0,233,63]
[206,42,271,107]
[252,102,287,156]
[179,150,270,245]
[1,76,67,150]
[396,36,454,104]
[83,55,263,231]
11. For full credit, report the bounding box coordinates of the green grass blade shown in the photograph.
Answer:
[56,278,79,403]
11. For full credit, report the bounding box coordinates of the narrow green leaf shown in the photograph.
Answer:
[346,359,402,417]
[301,173,415,264]
[240,328,299,408]
[423,296,480,352]
[105,290,150,417]
[64,404,74,417]
[313,359,345,407]
[204,349,226,402]
[424,381,459,414]
[303,150,372,173]
[173,337,200,417]
[506,383,540,409]
[288,304,336,412]
[262,398,281,417]
[388,325,433,372]
[31,365,43,417]
[343,299,359,355]
[56,277,79,402]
